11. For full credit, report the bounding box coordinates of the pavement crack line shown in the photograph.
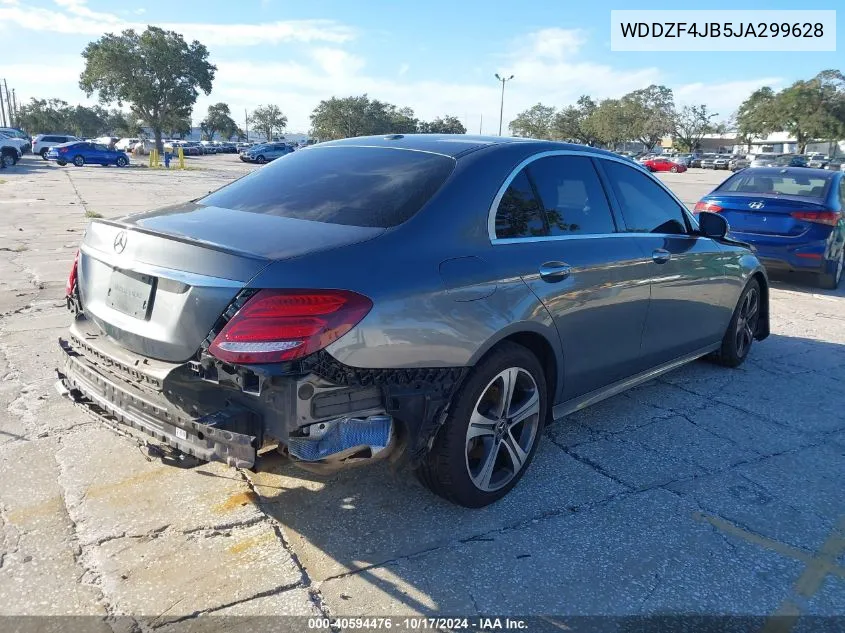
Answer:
[64,170,90,215]
[237,469,334,620]
[544,432,636,491]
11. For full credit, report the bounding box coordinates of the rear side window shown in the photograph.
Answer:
[528,155,615,235]
[494,170,546,239]
[199,146,455,228]
[601,160,688,234]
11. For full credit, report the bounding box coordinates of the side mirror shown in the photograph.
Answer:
[697,211,728,239]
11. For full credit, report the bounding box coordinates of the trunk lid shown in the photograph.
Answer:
[79,206,385,362]
[708,194,829,237]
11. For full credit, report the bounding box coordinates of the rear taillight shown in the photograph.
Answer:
[65,250,79,297]
[694,201,723,213]
[58,147,69,154]
[208,289,373,364]
[789,210,842,226]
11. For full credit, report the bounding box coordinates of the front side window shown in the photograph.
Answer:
[527,155,616,235]
[494,169,547,239]
[601,160,688,234]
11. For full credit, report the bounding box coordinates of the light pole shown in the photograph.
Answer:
[494,73,513,136]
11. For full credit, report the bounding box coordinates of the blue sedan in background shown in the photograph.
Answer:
[695,167,845,289]
[46,141,130,168]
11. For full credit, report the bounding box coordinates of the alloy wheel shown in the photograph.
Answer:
[465,367,541,492]
[735,287,759,358]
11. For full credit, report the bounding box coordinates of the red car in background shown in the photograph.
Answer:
[642,157,687,173]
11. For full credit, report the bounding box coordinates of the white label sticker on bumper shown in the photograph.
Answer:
[175,428,187,440]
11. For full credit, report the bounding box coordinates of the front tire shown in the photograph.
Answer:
[40,149,49,160]
[72,155,85,167]
[717,279,761,368]
[670,166,678,173]
[116,156,128,168]
[256,155,266,164]
[415,342,547,507]
[0,153,15,169]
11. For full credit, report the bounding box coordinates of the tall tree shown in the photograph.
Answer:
[201,102,238,140]
[734,87,779,151]
[16,98,71,134]
[673,105,718,152]
[775,70,845,153]
[105,109,144,137]
[584,99,629,149]
[310,95,418,140]
[621,84,675,150]
[419,115,466,134]
[249,104,288,141]
[79,26,215,153]
[509,103,556,139]
[552,95,599,145]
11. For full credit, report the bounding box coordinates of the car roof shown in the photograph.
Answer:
[315,134,624,160]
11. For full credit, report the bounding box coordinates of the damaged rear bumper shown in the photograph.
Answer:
[58,332,259,468]
[57,316,467,472]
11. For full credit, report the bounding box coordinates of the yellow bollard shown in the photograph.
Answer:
[178,146,185,169]
[148,149,154,168]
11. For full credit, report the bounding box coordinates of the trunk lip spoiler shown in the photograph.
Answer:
[91,217,269,262]
[80,242,245,288]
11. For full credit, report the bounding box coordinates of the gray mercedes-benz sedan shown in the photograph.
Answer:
[58,134,769,507]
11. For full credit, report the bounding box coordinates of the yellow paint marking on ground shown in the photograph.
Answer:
[84,466,171,499]
[226,531,276,555]
[694,513,845,633]
[213,490,258,514]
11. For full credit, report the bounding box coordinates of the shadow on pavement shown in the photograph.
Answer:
[198,331,845,617]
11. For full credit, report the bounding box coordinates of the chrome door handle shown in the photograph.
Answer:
[539,262,572,282]
[652,249,671,264]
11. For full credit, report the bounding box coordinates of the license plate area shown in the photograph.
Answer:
[106,269,156,319]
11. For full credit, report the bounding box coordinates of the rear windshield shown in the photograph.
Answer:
[719,172,831,198]
[199,146,455,228]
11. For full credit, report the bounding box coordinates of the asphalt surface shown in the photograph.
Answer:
[0,155,843,631]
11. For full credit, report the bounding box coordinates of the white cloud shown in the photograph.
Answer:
[1,14,782,137]
[0,0,355,45]
[674,78,784,118]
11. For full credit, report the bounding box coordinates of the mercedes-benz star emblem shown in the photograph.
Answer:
[113,230,128,254]
[748,201,765,210]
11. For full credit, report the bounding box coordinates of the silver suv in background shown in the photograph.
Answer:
[33,134,80,159]
[240,142,295,164]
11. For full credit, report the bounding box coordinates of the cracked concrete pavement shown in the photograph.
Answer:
[0,155,843,629]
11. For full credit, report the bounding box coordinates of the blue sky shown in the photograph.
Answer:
[0,0,841,133]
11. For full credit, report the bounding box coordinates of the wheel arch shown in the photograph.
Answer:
[468,322,563,407]
[750,270,770,341]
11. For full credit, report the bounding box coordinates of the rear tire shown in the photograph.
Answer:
[256,155,266,164]
[818,250,843,289]
[415,342,547,508]
[717,279,761,368]
[56,160,67,166]
[0,152,15,169]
